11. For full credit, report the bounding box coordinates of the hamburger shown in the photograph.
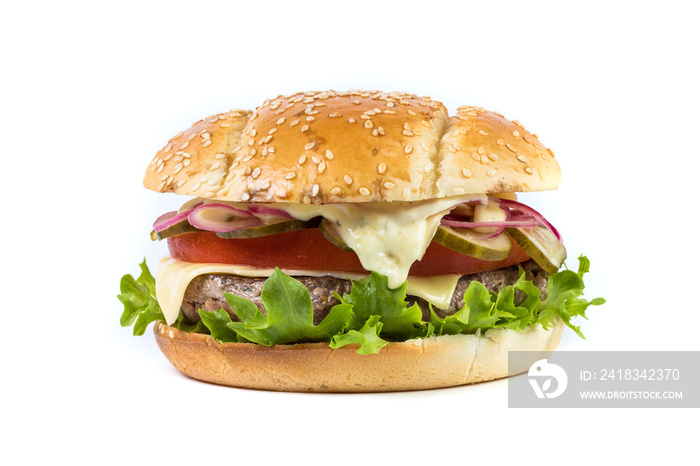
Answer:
[119,90,604,392]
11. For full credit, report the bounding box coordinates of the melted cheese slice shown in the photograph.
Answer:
[156,258,461,325]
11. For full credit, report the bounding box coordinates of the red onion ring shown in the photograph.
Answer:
[492,198,562,241]
[153,210,190,232]
[248,205,292,218]
[188,203,262,232]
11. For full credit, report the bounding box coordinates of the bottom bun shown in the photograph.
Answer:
[153,320,564,392]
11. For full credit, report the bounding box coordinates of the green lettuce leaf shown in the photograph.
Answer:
[330,315,388,355]
[223,268,354,345]
[119,256,604,354]
[335,271,427,340]
[118,260,164,336]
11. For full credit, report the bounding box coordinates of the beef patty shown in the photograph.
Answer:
[180,260,548,325]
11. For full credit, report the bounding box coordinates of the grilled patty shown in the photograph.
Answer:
[180,260,548,325]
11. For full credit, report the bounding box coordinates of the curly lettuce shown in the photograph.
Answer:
[118,256,604,354]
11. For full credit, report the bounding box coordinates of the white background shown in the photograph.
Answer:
[3,0,698,463]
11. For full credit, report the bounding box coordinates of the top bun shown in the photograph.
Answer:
[144,90,561,203]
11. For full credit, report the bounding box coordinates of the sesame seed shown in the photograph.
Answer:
[448,144,456,153]
[215,153,226,159]
[276,188,288,198]
[487,169,497,177]
[303,195,311,204]
[319,162,326,173]
[330,187,341,195]
[277,117,286,125]
[285,172,296,180]
[462,168,472,178]
[244,166,252,175]
[378,162,386,174]
[344,175,353,185]
[209,162,220,171]
[512,130,520,137]
[260,182,271,190]
[408,110,416,116]
[403,129,414,136]
[360,114,371,120]
[301,125,309,133]
[183,159,190,167]
[404,144,413,154]
[348,117,356,123]
[251,167,261,179]
[352,100,361,105]
[306,116,315,122]
[386,101,395,107]
[201,132,211,139]
[488,153,499,161]
[262,147,268,156]
[173,163,183,174]
[424,162,432,172]
[372,129,379,136]
[290,119,300,127]
[312,184,320,196]
[241,193,251,201]
[268,146,275,153]
[497,138,505,146]
[378,127,385,135]
[383,181,395,189]
[180,142,189,150]
[311,156,320,165]
[264,135,273,144]
[525,167,534,174]
[359,187,370,196]
[478,130,488,136]
[364,120,373,128]
[251,129,257,137]
[220,123,230,128]
[517,155,527,162]
[268,128,278,135]
[250,148,257,156]
[325,149,335,160]
[298,154,307,165]
[547,148,555,157]
[506,143,517,152]
[188,133,197,141]
[192,182,202,191]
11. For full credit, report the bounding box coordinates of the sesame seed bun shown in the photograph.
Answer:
[144,90,561,203]
[153,320,564,392]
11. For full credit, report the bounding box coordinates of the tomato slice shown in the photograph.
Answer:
[167,229,530,276]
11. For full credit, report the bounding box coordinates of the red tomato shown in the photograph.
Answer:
[167,229,530,276]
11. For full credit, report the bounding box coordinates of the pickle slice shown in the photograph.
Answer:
[151,219,199,241]
[319,219,354,252]
[506,226,566,273]
[432,225,512,260]
[215,218,312,239]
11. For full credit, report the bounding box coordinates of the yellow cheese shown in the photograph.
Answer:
[155,258,461,325]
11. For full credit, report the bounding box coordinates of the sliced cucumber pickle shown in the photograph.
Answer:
[506,226,566,273]
[319,219,354,252]
[215,219,312,239]
[432,225,512,261]
[151,219,199,241]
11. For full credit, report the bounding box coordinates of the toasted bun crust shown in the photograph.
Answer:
[153,320,564,392]
[144,90,561,203]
